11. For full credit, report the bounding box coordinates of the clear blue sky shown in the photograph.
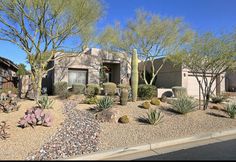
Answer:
[0,0,236,69]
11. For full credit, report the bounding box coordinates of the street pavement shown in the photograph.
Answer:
[135,138,236,160]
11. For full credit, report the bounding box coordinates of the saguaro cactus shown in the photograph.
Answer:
[131,49,138,102]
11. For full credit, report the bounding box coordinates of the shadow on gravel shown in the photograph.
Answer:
[206,112,228,118]
[159,106,181,115]
[135,116,150,125]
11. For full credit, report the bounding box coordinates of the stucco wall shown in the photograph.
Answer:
[53,48,130,87]
[138,57,182,88]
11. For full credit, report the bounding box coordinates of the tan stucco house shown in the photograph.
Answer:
[43,48,131,95]
[139,57,226,98]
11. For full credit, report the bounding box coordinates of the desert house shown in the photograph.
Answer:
[43,48,131,95]
[138,57,226,98]
[0,56,18,90]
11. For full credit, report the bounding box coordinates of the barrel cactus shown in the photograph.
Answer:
[131,49,138,102]
[120,88,128,105]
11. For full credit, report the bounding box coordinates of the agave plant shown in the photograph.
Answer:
[97,96,113,111]
[172,95,197,114]
[37,95,54,109]
[146,108,164,125]
[18,107,53,128]
[226,102,236,119]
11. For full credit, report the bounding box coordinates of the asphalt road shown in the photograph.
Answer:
[134,139,236,160]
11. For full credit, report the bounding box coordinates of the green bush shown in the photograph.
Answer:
[37,95,54,109]
[226,102,236,119]
[53,82,68,98]
[103,82,117,96]
[97,96,113,111]
[0,87,18,94]
[146,108,163,125]
[86,84,100,97]
[172,86,187,97]
[151,97,161,106]
[84,96,99,104]
[72,83,85,94]
[210,95,225,104]
[118,84,130,90]
[118,115,129,123]
[160,95,167,102]
[172,95,197,114]
[138,84,156,100]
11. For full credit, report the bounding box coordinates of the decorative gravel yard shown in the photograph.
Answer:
[1,96,236,160]
[75,100,236,152]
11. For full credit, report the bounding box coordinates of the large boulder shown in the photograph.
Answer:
[95,109,119,123]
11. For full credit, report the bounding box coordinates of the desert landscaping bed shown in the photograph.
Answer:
[0,98,65,160]
[76,100,236,152]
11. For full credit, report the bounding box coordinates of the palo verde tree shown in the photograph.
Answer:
[98,10,193,85]
[168,32,236,110]
[0,0,103,100]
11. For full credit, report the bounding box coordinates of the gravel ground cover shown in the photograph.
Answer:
[76,100,236,152]
[26,100,100,160]
[0,99,65,160]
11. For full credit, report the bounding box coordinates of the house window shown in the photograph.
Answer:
[68,69,88,86]
[0,76,2,89]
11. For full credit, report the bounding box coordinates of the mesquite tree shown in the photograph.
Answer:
[98,10,193,85]
[168,33,236,110]
[0,0,103,100]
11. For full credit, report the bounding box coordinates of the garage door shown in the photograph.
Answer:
[187,75,216,98]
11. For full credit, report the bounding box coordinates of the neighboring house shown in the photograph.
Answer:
[225,69,236,92]
[44,48,131,95]
[0,56,18,90]
[138,57,226,98]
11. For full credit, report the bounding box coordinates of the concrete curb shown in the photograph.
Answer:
[63,128,236,160]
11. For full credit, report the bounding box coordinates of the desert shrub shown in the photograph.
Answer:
[0,87,18,94]
[103,82,117,96]
[0,97,19,113]
[172,86,187,97]
[210,95,225,104]
[53,82,68,98]
[118,84,130,90]
[84,96,99,104]
[142,101,151,109]
[18,107,53,128]
[151,97,161,105]
[0,121,10,140]
[138,84,156,100]
[72,83,85,94]
[118,115,129,123]
[120,88,128,105]
[86,84,100,97]
[226,102,236,119]
[37,95,54,109]
[97,96,113,111]
[146,108,163,125]
[160,95,167,102]
[172,95,197,114]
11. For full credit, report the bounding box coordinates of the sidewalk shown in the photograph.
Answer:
[63,128,236,160]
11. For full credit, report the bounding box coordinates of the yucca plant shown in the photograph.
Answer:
[146,108,164,125]
[172,95,197,114]
[37,95,54,109]
[226,102,236,119]
[97,96,113,111]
